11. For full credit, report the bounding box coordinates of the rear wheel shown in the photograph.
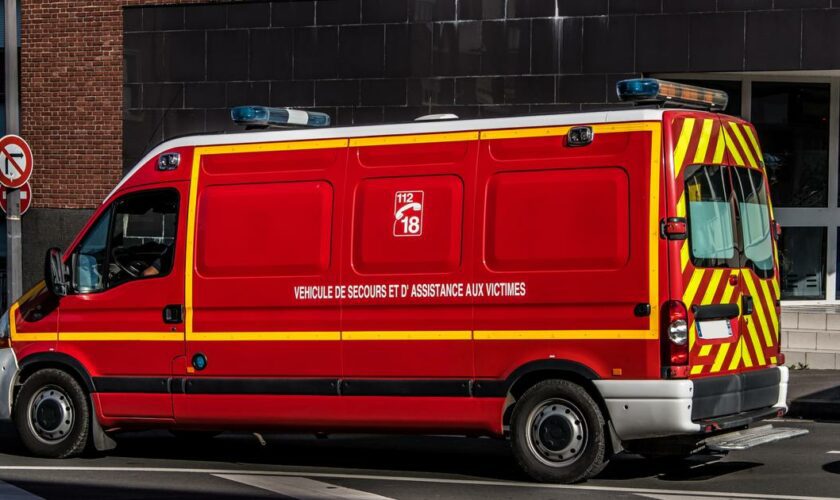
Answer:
[510,379,607,483]
[14,369,90,458]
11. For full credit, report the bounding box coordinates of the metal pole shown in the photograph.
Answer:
[5,0,20,306]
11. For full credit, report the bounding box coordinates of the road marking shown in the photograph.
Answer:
[0,480,42,499]
[216,474,393,500]
[827,451,840,454]
[0,466,834,500]
[637,495,764,500]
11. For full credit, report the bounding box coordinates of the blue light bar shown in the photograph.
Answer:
[616,78,728,111]
[231,106,331,128]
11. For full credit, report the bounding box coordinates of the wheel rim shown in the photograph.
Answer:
[28,385,74,444]
[525,398,588,467]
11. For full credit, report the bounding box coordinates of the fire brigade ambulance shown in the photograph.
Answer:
[0,79,805,483]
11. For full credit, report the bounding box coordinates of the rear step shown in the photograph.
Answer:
[704,424,809,452]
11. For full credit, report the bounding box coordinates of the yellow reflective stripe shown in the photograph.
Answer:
[19,281,46,304]
[722,127,745,165]
[701,270,723,305]
[683,270,705,306]
[199,139,348,156]
[351,132,477,147]
[689,321,697,351]
[712,131,726,164]
[721,270,739,304]
[479,127,571,140]
[673,118,695,176]
[61,332,184,342]
[742,273,774,348]
[343,331,471,341]
[725,338,741,371]
[474,330,655,340]
[188,331,340,341]
[770,356,777,364]
[744,125,764,165]
[744,318,765,366]
[728,122,757,168]
[676,192,686,218]
[693,119,714,164]
[712,342,730,372]
[690,365,704,375]
[680,242,690,272]
[11,332,57,342]
[741,334,754,368]
[699,344,712,357]
[759,278,779,341]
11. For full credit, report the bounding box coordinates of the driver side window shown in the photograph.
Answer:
[71,190,179,293]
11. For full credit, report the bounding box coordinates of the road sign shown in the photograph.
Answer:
[0,134,32,189]
[1,181,30,215]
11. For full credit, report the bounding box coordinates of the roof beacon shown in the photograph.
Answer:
[231,105,331,128]
[616,78,728,112]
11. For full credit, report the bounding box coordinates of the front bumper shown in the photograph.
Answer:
[594,366,788,441]
[0,348,18,421]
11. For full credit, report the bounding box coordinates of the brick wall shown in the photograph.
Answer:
[20,0,217,209]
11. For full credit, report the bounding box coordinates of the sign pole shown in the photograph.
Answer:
[5,0,21,306]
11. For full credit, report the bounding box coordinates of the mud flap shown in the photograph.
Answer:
[89,396,116,452]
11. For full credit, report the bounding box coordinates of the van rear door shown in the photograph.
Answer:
[724,119,781,372]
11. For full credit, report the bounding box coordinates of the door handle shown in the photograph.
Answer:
[163,304,184,324]
[742,296,754,316]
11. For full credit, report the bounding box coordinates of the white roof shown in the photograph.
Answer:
[108,108,667,204]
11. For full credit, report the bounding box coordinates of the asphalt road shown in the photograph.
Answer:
[0,418,833,499]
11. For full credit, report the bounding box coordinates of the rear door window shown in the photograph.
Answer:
[733,168,775,278]
[685,165,739,268]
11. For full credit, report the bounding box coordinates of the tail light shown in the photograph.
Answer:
[662,300,689,378]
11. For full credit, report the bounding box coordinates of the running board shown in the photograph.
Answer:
[704,424,809,452]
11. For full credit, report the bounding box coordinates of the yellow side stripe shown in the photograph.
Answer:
[479,127,571,140]
[673,118,695,177]
[692,119,713,164]
[198,138,348,156]
[343,331,470,341]
[61,332,183,342]
[474,330,655,340]
[351,131,478,147]
[189,331,340,342]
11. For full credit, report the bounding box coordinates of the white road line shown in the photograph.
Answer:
[0,480,42,499]
[827,451,840,454]
[0,466,834,500]
[216,474,393,500]
[637,495,764,500]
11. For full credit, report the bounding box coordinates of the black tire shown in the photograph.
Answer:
[13,369,90,458]
[510,379,607,483]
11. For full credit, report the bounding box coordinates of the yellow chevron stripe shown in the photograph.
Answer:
[689,321,697,351]
[721,270,739,303]
[690,365,704,375]
[726,338,742,371]
[741,335,754,367]
[772,278,780,298]
[743,125,764,166]
[673,118,695,176]
[701,270,724,305]
[759,278,779,342]
[677,192,686,218]
[683,270,705,307]
[712,342,730,372]
[728,122,757,168]
[699,344,712,357]
[693,119,714,164]
[712,131,726,163]
[681,242,690,272]
[744,318,765,366]
[722,127,745,166]
[742,273,774,348]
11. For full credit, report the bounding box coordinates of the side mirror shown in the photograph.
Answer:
[44,247,68,297]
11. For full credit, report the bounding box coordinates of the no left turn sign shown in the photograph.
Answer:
[0,135,33,189]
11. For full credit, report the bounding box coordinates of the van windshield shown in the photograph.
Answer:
[685,165,737,268]
[733,168,775,277]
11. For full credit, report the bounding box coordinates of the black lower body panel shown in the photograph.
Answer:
[692,368,780,421]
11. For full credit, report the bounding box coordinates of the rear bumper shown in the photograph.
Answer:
[594,366,788,441]
[0,348,18,421]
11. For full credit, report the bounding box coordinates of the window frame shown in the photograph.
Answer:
[68,187,180,295]
[684,164,741,270]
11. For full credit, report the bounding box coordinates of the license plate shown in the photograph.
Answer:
[697,319,732,339]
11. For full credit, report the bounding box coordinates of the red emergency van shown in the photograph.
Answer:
[0,80,804,483]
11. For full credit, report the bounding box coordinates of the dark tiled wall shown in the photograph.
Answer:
[124,0,840,170]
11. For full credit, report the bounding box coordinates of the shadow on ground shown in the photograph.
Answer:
[788,385,840,421]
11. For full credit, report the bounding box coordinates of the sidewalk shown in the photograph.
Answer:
[786,369,840,421]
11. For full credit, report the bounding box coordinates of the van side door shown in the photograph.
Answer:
[58,185,186,420]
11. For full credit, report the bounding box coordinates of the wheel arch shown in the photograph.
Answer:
[17,352,96,395]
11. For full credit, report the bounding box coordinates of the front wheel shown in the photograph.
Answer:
[14,369,90,458]
[510,379,608,483]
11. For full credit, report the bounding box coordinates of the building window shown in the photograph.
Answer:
[779,227,826,300]
[751,82,830,208]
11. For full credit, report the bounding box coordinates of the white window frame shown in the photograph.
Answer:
[658,73,840,305]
